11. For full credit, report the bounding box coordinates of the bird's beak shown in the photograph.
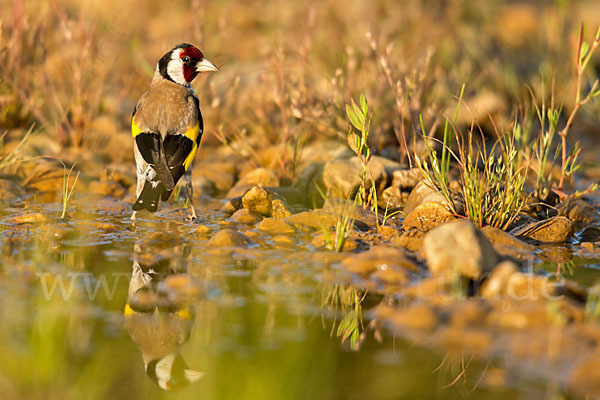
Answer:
[196,58,219,72]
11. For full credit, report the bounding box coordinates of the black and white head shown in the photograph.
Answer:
[157,43,218,85]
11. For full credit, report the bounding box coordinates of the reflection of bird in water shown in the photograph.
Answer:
[124,240,203,390]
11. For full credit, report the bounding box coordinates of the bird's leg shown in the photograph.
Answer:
[182,167,197,221]
[131,172,145,223]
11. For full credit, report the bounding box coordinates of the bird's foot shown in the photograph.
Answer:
[130,211,137,223]
[185,207,197,222]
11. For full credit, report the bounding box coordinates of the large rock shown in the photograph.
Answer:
[512,216,576,243]
[423,219,499,280]
[322,156,387,199]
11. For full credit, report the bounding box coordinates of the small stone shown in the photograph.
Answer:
[89,181,126,197]
[379,186,408,209]
[392,233,424,253]
[435,327,492,355]
[479,261,520,299]
[558,198,599,229]
[371,266,410,284]
[256,218,295,235]
[240,167,279,186]
[423,219,499,280]
[487,300,550,329]
[24,164,66,193]
[447,300,490,328]
[230,208,262,225]
[579,226,600,242]
[207,229,253,247]
[311,233,358,251]
[384,303,439,331]
[341,245,418,275]
[391,168,422,190]
[242,186,273,216]
[196,225,211,235]
[221,196,243,215]
[195,161,237,193]
[322,156,387,199]
[402,201,455,233]
[192,176,218,197]
[285,205,376,232]
[272,235,295,247]
[513,216,576,243]
[0,178,22,199]
[7,213,49,224]
[567,355,600,398]
[481,226,536,260]
[403,180,448,215]
[271,199,292,218]
[103,168,136,188]
[226,167,279,198]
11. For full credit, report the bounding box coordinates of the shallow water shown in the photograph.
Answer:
[0,196,583,399]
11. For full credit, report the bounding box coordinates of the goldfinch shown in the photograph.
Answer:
[131,43,218,221]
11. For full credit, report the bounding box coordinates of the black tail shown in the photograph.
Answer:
[133,181,162,212]
[135,133,174,191]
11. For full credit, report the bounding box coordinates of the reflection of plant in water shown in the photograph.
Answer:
[539,261,576,278]
[433,352,491,395]
[586,282,600,321]
[322,284,366,350]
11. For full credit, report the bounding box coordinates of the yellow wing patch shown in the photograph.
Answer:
[131,117,142,137]
[124,303,135,316]
[182,122,200,170]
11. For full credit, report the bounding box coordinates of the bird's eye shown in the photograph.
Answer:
[181,55,191,64]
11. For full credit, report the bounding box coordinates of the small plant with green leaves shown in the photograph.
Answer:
[316,185,354,252]
[58,161,80,220]
[0,125,34,170]
[414,85,465,215]
[346,95,379,224]
[459,130,527,230]
[416,84,527,229]
[557,24,600,189]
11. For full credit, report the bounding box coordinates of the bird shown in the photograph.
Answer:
[130,43,218,222]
